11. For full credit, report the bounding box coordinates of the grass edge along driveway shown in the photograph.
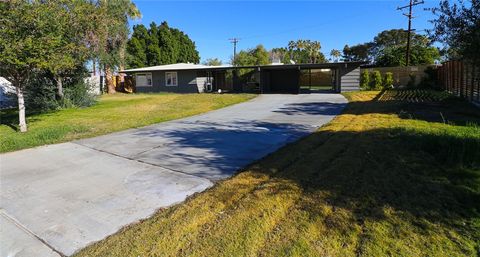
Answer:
[75,89,480,257]
[0,93,255,153]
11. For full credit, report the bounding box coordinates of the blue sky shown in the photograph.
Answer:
[131,0,440,63]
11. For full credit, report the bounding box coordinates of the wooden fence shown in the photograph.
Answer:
[438,60,480,105]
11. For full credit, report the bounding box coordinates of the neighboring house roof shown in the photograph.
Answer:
[0,77,16,108]
[0,77,14,92]
[121,63,232,73]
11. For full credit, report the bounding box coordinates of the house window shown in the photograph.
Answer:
[165,72,178,86]
[136,73,152,87]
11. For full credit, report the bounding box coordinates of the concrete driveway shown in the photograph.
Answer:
[0,93,347,256]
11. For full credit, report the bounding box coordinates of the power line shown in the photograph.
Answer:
[229,38,240,65]
[397,0,424,66]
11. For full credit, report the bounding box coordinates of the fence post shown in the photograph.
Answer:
[458,61,467,97]
[457,61,461,96]
[450,61,454,94]
[446,62,449,92]
[475,65,479,102]
[468,63,473,101]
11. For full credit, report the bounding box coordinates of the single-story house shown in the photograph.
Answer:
[121,62,364,94]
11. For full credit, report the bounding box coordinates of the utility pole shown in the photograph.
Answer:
[397,0,424,66]
[229,38,240,66]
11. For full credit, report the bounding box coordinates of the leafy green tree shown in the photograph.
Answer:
[203,58,222,66]
[173,26,200,64]
[251,45,270,65]
[430,0,480,65]
[0,1,86,131]
[145,22,161,66]
[371,70,383,90]
[372,29,440,66]
[383,72,394,89]
[233,51,256,66]
[342,43,372,62]
[0,1,41,132]
[342,29,440,66]
[233,45,270,66]
[40,1,95,100]
[127,21,200,68]
[126,24,148,68]
[360,70,370,90]
[375,44,440,67]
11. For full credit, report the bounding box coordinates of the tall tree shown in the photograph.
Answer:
[232,45,270,66]
[126,24,148,68]
[342,43,372,62]
[95,0,140,94]
[343,29,440,66]
[430,0,480,64]
[0,1,60,132]
[287,40,326,64]
[127,21,200,68]
[372,30,439,66]
[145,22,161,66]
[330,49,341,62]
[41,1,93,100]
[375,44,440,67]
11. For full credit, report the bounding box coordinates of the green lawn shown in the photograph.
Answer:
[0,93,255,153]
[75,89,480,257]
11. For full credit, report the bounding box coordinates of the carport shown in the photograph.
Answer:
[228,62,364,94]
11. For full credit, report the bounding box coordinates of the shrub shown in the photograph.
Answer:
[407,74,417,88]
[24,71,59,112]
[383,72,394,89]
[24,69,96,112]
[371,70,383,90]
[360,70,370,90]
[418,66,439,89]
[62,80,97,108]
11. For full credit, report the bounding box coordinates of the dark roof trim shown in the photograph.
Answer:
[121,61,367,73]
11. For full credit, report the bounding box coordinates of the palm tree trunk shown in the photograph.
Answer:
[119,47,125,83]
[16,86,27,132]
[105,65,115,94]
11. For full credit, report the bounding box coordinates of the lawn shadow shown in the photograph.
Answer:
[272,102,347,116]
[1,108,54,132]
[243,92,480,237]
[1,108,20,131]
[265,128,478,223]
[343,90,480,126]
[131,120,317,180]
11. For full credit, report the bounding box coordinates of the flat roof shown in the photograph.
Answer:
[121,61,366,73]
[121,63,232,73]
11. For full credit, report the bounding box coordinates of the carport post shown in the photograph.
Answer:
[334,68,341,93]
[309,69,312,90]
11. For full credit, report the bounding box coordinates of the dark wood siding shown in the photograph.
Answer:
[340,67,360,92]
[136,70,199,93]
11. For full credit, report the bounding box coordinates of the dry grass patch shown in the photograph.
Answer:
[75,90,480,257]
